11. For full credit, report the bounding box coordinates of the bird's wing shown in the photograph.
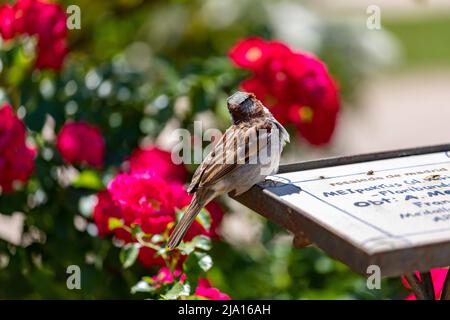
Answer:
[271,117,290,145]
[187,121,273,193]
[187,126,240,193]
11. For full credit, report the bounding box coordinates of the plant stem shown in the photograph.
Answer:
[405,273,429,300]
[440,269,450,300]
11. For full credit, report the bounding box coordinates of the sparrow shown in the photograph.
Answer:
[167,91,290,249]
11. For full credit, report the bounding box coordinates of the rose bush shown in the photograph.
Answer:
[88,144,225,296]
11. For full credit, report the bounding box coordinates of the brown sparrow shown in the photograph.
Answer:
[167,91,290,249]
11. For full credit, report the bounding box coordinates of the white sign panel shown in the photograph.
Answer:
[264,151,450,260]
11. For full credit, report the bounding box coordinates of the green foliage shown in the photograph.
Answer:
[72,170,104,190]
[161,282,191,300]
[384,15,450,67]
[120,243,140,269]
[209,224,406,300]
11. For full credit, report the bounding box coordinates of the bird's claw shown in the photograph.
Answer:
[258,178,282,189]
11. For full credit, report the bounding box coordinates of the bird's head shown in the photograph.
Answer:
[227,91,265,124]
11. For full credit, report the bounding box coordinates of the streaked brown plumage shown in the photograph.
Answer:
[167,91,289,249]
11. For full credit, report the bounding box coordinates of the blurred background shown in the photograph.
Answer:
[0,0,449,299]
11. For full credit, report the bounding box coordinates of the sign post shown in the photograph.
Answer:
[232,144,450,300]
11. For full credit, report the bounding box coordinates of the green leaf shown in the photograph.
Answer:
[131,223,142,238]
[131,280,155,294]
[191,235,212,251]
[195,252,213,272]
[72,170,104,190]
[184,254,203,280]
[156,246,168,258]
[108,217,123,231]
[195,208,211,231]
[161,281,191,300]
[7,46,34,87]
[175,208,184,222]
[177,235,211,256]
[178,241,196,256]
[78,195,98,218]
[151,234,164,244]
[119,243,140,269]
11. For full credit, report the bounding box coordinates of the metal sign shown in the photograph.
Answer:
[232,144,450,277]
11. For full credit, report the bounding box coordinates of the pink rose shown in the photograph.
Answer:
[229,37,271,71]
[106,173,223,268]
[0,5,16,40]
[56,122,105,168]
[138,247,172,268]
[92,191,132,242]
[107,173,179,223]
[229,37,341,146]
[151,267,185,285]
[128,146,187,183]
[195,279,230,300]
[0,0,68,70]
[0,104,35,193]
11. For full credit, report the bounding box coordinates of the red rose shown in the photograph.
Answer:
[92,191,132,242]
[56,122,105,168]
[0,104,36,193]
[107,173,180,225]
[0,5,16,40]
[229,37,271,71]
[108,173,223,238]
[0,0,68,70]
[205,201,224,238]
[182,199,224,241]
[195,278,230,300]
[138,247,167,268]
[92,188,171,267]
[168,184,223,240]
[98,174,181,268]
[230,37,341,146]
[138,241,187,268]
[108,174,182,270]
[127,146,225,239]
[151,267,185,287]
[35,37,68,71]
[106,172,224,268]
[288,102,339,146]
[138,214,174,235]
[241,76,291,124]
[150,267,230,300]
[128,146,187,183]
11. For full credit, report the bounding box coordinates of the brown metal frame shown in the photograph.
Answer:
[231,144,450,300]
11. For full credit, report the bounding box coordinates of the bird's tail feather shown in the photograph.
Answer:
[167,190,214,249]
